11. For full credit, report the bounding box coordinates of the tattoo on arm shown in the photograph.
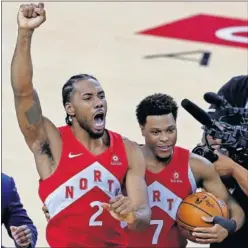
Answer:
[25,102,41,125]
[12,86,22,96]
[24,92,42,125]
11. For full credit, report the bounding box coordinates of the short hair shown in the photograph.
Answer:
[62,74,98,125]
[136,93,178,125]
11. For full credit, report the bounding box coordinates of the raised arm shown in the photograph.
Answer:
[190,153,245,244]
[11,3,61,179]
[123,139,151,231]
[12,3,47,148]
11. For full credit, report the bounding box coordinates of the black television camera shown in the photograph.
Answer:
[181,93,248,167]
[204,92,248,126]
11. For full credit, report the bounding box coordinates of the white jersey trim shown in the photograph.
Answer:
[44,162,121,219]
[188,164,197,193]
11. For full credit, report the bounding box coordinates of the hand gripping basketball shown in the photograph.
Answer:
[192,216,236,244]
[17,3,46,30]
[176,192,231,244]
[206,216,237,235]
[101,195,136,224]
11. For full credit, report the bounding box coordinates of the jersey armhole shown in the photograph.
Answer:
[188,165,197,194]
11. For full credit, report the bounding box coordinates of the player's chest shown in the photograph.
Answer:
[145,169,190,196]
[146,181,183,215]
[44,162,124,218]
[62,149,128,181]
[55,161,126,200]
[146,176,192,215]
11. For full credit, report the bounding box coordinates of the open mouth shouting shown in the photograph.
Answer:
[93,111,105,131]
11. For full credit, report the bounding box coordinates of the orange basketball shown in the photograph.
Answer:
[176,192,229,242]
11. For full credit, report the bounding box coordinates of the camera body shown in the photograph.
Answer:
[192,94,248,167]
[193,125,248,166]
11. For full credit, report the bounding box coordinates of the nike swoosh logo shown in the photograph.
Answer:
[68,152,84,158]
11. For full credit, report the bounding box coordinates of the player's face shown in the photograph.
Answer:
[141,114,177,160]
[68,79,107,139]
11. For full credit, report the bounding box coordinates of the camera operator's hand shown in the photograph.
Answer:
[213,150,235,177]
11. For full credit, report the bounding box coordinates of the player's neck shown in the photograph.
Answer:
[71,124,107,151]
[142,145,172,168]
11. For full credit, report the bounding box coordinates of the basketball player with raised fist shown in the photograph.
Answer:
[123,94,245,247]
[11,3,150,247]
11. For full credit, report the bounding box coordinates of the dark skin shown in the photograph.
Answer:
[140,113,245,244]
[11,2,150,231]
[140,114,177,171]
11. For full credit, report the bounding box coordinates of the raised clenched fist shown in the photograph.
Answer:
[17,3,46,30]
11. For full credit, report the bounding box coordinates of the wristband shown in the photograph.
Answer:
[213,216,237,235]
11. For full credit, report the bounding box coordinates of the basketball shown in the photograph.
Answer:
[176,192,229,242]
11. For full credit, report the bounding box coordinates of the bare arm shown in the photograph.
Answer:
[190,153,245,231]
[11,4,61,179]
[232,163,248,196]
[123,139,151,231]
[214,151,248,197]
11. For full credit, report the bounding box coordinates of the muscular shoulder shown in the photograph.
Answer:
[122,136,141,152]
[122,137,145,169]
[189,152,215,186]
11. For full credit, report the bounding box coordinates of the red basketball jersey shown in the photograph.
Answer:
[39,126,129,247]
[124,146,197,247]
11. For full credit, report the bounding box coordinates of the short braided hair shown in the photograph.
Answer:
[62,74,98,125]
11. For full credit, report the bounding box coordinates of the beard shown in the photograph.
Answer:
[79,121,105,139]
[155,147,174,164]
[155,154,173,163]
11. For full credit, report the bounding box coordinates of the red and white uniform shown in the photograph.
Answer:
[124,146,197,247]
[39,126,129,247]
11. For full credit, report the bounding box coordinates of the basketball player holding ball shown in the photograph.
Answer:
[43,93,245,247]
[124,94,245,247]
[11,3,151,247]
